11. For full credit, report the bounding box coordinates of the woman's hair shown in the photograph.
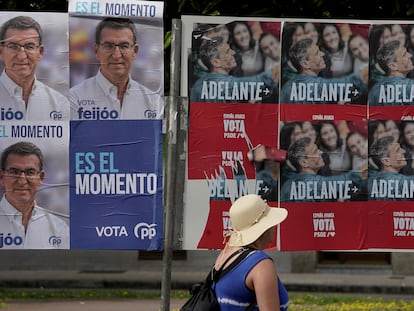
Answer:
[315,121,342,151]
[368,120,385,147]
[318,23,345,52]
[405,24,414,52]
[399,121,414,149]
[281,22,304,57]
[228,21,255,51]
[280,122,301,150]
[369,24,392,62]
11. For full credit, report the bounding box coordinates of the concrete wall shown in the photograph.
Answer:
[392,252,414,275]
[1,250,413,275]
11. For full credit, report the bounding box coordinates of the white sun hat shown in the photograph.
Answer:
[228,194,288,247]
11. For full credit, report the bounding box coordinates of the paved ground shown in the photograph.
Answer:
[1,299,185,311]
[1,270,414,310]
[1,270,414,295]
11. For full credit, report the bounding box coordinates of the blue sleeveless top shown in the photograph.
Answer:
[213,250,289,310]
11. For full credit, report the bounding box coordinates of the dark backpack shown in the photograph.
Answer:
[180,247,254,311]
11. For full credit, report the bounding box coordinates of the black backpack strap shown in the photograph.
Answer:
[214,247,254,282]
[208,247,244,283]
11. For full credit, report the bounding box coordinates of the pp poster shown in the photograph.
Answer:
[68,0,165,250]
[0,122,69,249]
[70,120,163,250]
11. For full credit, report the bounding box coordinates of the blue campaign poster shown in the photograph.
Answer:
[69,120,163,250]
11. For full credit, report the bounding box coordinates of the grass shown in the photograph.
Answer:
[287,293,414,310]
[0,288,414,310]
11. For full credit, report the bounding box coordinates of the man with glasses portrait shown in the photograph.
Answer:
[280,137,367,202]
[368,135,414,200]
[69,17,163,120]
[0,15,69,121]
[0,141,69,249]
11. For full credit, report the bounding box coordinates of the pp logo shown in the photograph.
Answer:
[144,109,157,119]
[49,235,62,246]
[50,110,63,120]
[134,223,157,239]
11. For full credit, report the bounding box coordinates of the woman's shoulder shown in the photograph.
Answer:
[246,252,276,279]
[246,250,272,262]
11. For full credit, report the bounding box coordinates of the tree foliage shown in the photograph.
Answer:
[0,0,67,11]
[2,1,412,25]
[171,0,414,19]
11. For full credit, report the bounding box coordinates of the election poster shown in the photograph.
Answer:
[182,16,414,251]
[368,23,414,119]
[365,23,414,249]
[279,119,369,250]
[68,0,164,120]
[183,16,283,249]
[68,0,165,250]
[187,103,279,249]
[365,119,414,249]
[0,12,70,250]
[70,120,163,250]
[0,122,69,249]
[279,21,370,119]
[0,12,70,101]
[0,4,165,250]
[277,20,371,250]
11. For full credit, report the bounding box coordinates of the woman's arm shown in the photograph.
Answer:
[246,258,280,311]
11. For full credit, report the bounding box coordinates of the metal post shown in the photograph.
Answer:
[161,18,182,311]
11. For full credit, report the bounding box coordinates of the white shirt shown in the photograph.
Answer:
[0,196,69,249]
[326,138,352,176]
[264,57,279,72]
[352,154,367,171]
[69,69,164,120]
[0,70,70,121]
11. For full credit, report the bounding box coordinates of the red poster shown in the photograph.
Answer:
[365,202,414,249]
[280,202,366,250]
[187,102,280,249]
[188,103,278,180]
[182,16,414,251]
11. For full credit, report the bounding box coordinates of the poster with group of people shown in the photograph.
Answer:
[182,16,414,251]
[0,0,165,250]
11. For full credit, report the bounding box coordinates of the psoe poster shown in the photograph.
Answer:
[70,120,163,250]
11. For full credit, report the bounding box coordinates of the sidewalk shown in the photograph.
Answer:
[0,299,186,311]
[1,269,414,296]
[1,270,414,311]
